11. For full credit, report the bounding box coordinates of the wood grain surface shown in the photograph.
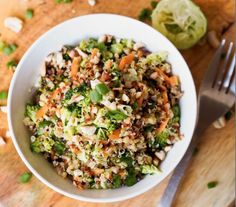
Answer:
[0,1,235,207]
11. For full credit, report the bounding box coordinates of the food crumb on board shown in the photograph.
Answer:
[0,137,6,145]
[207,181,218,189]
[4,17,23,33]
[6,131,11,138]
[88,0,96,6]
[0,106,8,113]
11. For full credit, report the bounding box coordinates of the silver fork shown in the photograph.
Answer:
[159,39,235,207]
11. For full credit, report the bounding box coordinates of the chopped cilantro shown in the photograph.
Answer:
[207,181,218,189]
[19,172,32,183]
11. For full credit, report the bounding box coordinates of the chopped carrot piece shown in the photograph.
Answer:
[156,68,179,87]
[162,90,168,104]
[92,168,104,175]
[36,105,49,119]
[156,118,169,134]
[51,88,61,100]
[109,129,121,140]
[168,76,179,86]
[119,54,134,70]
[71,57,81,78]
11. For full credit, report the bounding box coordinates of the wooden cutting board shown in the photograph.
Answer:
[0,1,235,207]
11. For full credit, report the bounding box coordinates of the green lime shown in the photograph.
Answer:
[151,0,207,49]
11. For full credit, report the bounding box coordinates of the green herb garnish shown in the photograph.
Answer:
[106,110,128,121]
[112,174,122,188]
[54,141,66,155]
[6,59,18,69]
[125,167,137,186]
[0,91,8,99]
[95,83,110,95]
[0,41,6,52]
[63,53,71,61]
[55,0,72,3]
[156,130,169,148]
[90,89,102,103]
[30,141,41,153]
[207,181,218,189]
[3,44,17,55]
[19,172,32,183]
[25,9,34,19]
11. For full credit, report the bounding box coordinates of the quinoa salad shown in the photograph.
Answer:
[24,35,183,189]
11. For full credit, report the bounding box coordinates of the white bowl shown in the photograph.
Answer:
[8,14,197,203]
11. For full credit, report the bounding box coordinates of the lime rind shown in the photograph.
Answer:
[151,0,207,49]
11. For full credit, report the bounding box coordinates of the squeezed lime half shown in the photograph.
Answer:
[151,0,207,49]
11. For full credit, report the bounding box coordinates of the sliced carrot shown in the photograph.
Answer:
[156,118,169,134]
[109,129,121,140]
[168,75,179,86]
[156,68,179,87]
[92,168,104,176]
[119,53,134,70]
[71,57,81,78]
[51,88,61,100]
[162,90,168,104]
[36,105,49,119]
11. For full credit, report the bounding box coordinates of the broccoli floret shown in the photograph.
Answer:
[25,104,40,123]
[141,164,160,174]
[54,141,66,155]
[169,104,181,125]
[42,138,55,152]
[156,130,169,148]
[120,153,133,167]
[112,175,122,188]
[121,39,134,49]
[125,167,137,186]
[30,139,41,153]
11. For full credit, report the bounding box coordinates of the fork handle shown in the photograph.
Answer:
[158,129,202,207]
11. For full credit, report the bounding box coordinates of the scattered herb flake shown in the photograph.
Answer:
[90,89,102,103]
[7,59,18,69]
[0,91,8,99]
[25,9,34,19]
[95,83,110,95]
[0,41,6,52]
[55,0,72,3]
[3,43,17,56]
[207,181,218,189]
[19,172,32,183]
